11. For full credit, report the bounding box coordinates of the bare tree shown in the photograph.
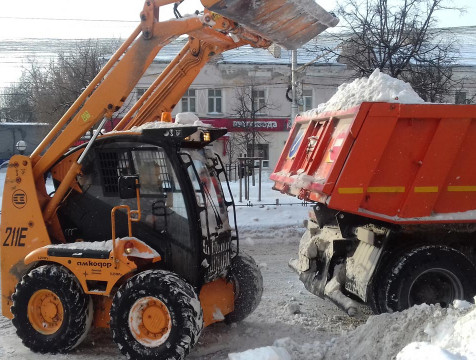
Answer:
[314,0,463,102]
[231,84,274,160]
[0,83,35,123]
[0,39,121,125]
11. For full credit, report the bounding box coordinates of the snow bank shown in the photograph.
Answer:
[303,68,424,116]
[228,346,291,360]
[229,301,476,360]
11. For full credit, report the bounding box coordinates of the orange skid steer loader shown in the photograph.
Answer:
[0,1,338,359]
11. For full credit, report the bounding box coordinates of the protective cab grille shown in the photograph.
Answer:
[204,232,231,281]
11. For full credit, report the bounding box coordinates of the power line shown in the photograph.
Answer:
[0,16,137,23]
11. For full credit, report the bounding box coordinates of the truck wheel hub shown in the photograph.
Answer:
[409,268,463,307]
[27,289,64,334]
[129,296,172,347]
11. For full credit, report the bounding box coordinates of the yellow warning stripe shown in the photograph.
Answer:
[414,186,438,193]
[338,187,405,194]
[447,186,476,192]
[338,187,363,194]
[367,186,405,193]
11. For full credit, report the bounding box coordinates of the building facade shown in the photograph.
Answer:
[1,27,475,168]
[126,26,476,170]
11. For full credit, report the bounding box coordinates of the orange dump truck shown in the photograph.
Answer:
[271,102,476,314]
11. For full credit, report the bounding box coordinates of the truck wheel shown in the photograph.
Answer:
[110,269,203,360]
[383,245,476,312]
[225,251,263,323]
[368,271,386,314]
[11,265,93,353]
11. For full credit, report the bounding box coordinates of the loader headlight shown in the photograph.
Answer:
[203,132,211,142]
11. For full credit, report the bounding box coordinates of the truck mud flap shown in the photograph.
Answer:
[299,256,330,297]
[202,0,339,49]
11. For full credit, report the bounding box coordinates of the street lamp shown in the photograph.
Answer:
[16,140,27,155]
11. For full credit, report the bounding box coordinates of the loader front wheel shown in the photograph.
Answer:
[110,270,203,360]
[225,251,263,323]
[11,265,93,353]
[383,245,476,312]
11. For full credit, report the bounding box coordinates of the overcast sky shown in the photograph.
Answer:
[0,0,474,40]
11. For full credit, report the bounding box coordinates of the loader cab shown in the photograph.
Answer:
[52,126,235,287]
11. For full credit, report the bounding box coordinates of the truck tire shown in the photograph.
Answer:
[11,264,93,353]
[382,245,476,312]
[368,271,386,314]
[225,250,263,323]
[110,269,203,360]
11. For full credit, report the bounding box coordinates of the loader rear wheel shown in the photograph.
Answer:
[11,265,93,353]
[225,250,263,323]
[383,245,476,312]
[110,269,203,360]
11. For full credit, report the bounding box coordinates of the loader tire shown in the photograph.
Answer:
[225,251,263,323]
[110,269,203,360]
[11,264,93,353]
[383,245,476,312]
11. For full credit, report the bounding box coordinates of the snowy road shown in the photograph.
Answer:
[0,236,369,360]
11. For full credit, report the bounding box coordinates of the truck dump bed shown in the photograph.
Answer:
[271,102,476,224]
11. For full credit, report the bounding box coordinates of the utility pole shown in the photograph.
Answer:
[290,50,299,126]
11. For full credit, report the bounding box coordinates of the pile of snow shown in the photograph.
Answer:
[175,112,210,127]
[229,346,292,360]
[127,112,210,133]
[303,68,424,116]
[229,300,476,360]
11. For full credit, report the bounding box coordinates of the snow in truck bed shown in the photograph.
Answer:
[301,68,425,116]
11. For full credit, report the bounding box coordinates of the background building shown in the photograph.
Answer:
[127,26,476,169]
[1,27,475,168]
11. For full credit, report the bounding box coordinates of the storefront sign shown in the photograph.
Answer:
[201,118,289,132]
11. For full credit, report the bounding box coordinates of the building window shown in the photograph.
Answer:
[181,89,196,112]
[136,88,147,101]
[247,143,270,168]
[455,91,467,104]
[252,89,266,114]
[208,89,222,113]
[303,89,313,111]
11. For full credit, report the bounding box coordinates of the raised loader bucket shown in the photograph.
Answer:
[201,0,339,49]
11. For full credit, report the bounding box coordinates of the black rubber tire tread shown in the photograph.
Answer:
[110,269,203,360]
[368,246,410,315]
[225,250,263,323]
[11,264,92,353]
[383,245,476,312]
[367,271,385,314]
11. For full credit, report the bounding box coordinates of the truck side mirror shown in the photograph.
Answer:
[118,175,139,199]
